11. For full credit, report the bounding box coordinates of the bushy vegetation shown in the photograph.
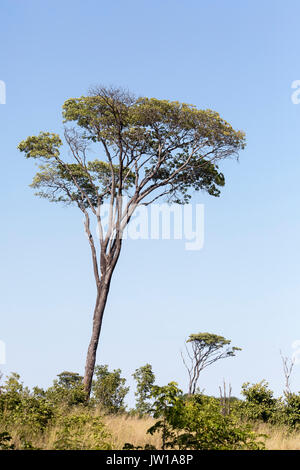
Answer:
[1,363,300,450]
[237,381,278,423]
[0,371,112,450]
[92,365,129,414]
[234,381,300,430]
[144,383,264,450]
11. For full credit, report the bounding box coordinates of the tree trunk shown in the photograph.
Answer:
[83,234,123,399]
[83,279,110,398]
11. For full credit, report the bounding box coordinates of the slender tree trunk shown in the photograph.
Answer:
[83,213,123,398]
[83,277,111,397]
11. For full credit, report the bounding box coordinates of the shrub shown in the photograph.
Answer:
[281,393,300,428]
[0,373,54,433]
[44,372,87,407]
[53,412,112,450]
[238,381,278,423]
[146,383,265,450]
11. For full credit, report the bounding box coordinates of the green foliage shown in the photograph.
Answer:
[92,365,129,414]
[281,392,300,428]
[0,373,27,412]
[0,372,112,450]
[57,371,83,389]
[29,161,99,207]
[132,364,155,416]
[187,333,241,356]
[235,383,300,431]
[239,381,278,423]
[62,93,245,149]
[173,395,265,450]
[147,383,265,450]
[0,373,54,433]
[44,371,87,407]
[53,412,112,450]
[189,333,227,346]
[61,93,245,204]
[2,370,291,450]
[27,159,135,207]
[19,87,245,210]
[148,382,183,449]
[18,132,63,160]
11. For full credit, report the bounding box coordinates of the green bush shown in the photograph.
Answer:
[53,412,112,450]
[0,373,54,433]
[238,381,278,423]
[44,371,87,407]
[146,383,265,450]
[281,393,300,428]
[0,371,113,449]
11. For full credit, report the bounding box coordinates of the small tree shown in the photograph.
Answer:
[45,371,86,406]
[18,86,245,397]
[239,381,277,423]
[132,364,155,416]
[92,364,129,413]
[181,333,241,394]
[57,371,83,389]
[148,382,183,450]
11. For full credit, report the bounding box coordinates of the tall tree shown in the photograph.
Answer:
[18,86,245,397]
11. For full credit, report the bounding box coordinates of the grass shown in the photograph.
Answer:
[105,415,300,450]
[0,407,162,450]
[255,423,300,450]
[103,414,162,449]
[104,415,300,450]
[3,409,300,450]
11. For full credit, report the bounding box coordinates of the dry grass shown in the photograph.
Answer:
[103,414,162,449]
[104,415,300,450]
[5,409,300,450]
[255,423,300,450]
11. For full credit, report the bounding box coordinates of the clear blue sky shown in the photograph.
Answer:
[1,0,300,405]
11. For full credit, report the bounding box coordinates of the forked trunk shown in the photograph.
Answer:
[83,232,123,398]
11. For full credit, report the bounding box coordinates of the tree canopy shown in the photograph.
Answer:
[19,87,245,212]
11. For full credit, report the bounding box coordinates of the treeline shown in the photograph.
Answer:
[0,333,298,450]
[1,364,300,450]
